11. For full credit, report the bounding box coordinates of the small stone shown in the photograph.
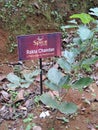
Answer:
[33,126,42,130]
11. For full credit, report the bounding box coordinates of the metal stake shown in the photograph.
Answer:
[39,58,43,95]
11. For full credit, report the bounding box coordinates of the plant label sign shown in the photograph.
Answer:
[17,32,61,60]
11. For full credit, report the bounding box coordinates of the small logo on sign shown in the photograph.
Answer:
[33,36,47,46]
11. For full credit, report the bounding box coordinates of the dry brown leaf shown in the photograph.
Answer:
[19,105,27,111]
[33,2,40,9]
[0,90,10,101]
[0,75,6,81]
[95,61,98,68]
[14,89,24,103]
[87,123,96,130]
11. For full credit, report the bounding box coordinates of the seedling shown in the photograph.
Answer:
[6,69,40,89]
[9,90,18,101]
[34,95,40,106]
[23,114,36,130]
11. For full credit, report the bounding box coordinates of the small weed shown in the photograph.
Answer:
[4,1,13,9]
[95,125,98,129]
[23,114,36,130]
[51,10,63,23]
[9,90,18,101]
[34,95,40,106]
[16,0,24,8]
[23,114,34,123]
[51,128,55,130]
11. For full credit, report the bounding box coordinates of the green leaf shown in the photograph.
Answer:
[63,84,71,89]
[21,82,31,88]
[64,50,75,64]
[62,117,69,123]
[23,69,40,83]
[40,94,77,115]
[61,25,78,29]
[82,56,98,65]
[44,76,70,91]
[73,37,82,45]
[23,118,32,123]
[31,69,41,77]
[89,7,98,17]
[58,75,70,87]
[68,19,77,24]
[70,13,94,24]
[72,77,93,89]
[7,83,20,88]
[40,93,59,109]
[57,58,71,72]
[77,25,93,41]
[23,73,34,83]
[25,124,32,130]
[44,80,60,91]
[47,68,63,85]
[59,102,77,114]
[7,73,21,84]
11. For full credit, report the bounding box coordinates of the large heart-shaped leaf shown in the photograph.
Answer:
[7,83,20,89]
[31,69,41,77]
[57,58,71,72]
[40,93,59,109]
[6,73,21,84]
[59,102,77,114]
[64,50,75,64]
[58,75,70,87]
[44,80,60,91]
[23,69,40,83]
[72,77,93,89]
[47,68,63,85]
[77,26,93,41]
[23,73,34,83]
[21,82,31,88]
[40,93,77,115]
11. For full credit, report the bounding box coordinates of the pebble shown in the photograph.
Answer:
[33,126,42,130]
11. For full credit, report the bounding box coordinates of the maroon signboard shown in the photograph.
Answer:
[17,32,61,60]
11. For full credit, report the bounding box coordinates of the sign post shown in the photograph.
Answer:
[17,32,61,94]
[39,58,43,94]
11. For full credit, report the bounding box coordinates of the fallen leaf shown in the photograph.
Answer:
[95,61,98,68]
[0,90,10,101]
[24,98,34,109]
[33,2,40,9]
[13,89,24,103]
[87,123,96,130]
[19,105,27,111]
[0,75,6,81]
